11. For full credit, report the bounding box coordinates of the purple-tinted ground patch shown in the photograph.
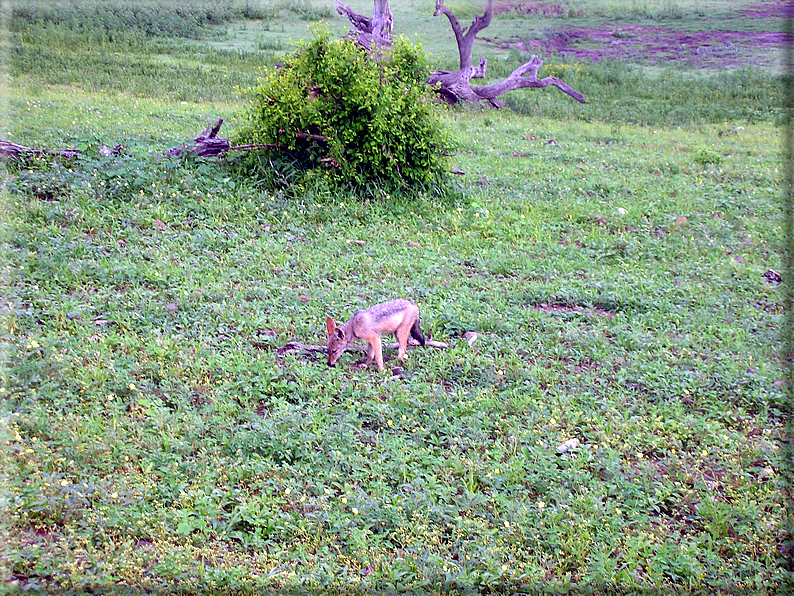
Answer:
[488,1,792,68]
[523,28,791,67]
[740,3,794,19]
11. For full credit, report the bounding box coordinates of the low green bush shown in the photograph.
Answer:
[234,30,449,194]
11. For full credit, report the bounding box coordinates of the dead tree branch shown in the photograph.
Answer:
[471,55,586,105]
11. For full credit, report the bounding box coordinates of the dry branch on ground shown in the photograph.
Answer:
[0,139,82,161]
[275,338,450,359]
[273,338,453,368]
[1,120,327,163]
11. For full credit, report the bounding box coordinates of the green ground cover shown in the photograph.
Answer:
[1,0,788,593]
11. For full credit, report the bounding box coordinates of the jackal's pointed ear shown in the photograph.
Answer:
[325,316,336,336]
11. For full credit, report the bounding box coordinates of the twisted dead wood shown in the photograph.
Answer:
[335,0,586,107]
[429,0,585,106]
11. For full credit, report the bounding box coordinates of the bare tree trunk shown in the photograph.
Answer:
[433,0,492,71]
[335,0,393,48]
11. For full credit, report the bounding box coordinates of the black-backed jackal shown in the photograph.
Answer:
[325,299,426,372]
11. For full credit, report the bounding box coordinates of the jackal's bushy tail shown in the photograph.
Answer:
[411,319,426,346]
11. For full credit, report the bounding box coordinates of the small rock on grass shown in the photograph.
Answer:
[557,438,580,454]
[463,331,478,347]
[763,269,782,285]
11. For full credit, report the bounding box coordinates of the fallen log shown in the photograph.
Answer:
[0,139,81,161]
[274,338,450,363]
[165,119,328,157]
[1,139,126,161]
[165,118,232,157]
[1,120,327,162]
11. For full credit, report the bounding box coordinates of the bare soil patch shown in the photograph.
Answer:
[494,2,578,17]
[485,1,792,68]
[533,302,616,318]
[513,27,792,68]
[740,3,794,19]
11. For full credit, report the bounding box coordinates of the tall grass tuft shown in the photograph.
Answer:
[502,55,783,126]
[10,0,269,39]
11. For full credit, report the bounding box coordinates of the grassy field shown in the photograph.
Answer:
[1,0,789,593]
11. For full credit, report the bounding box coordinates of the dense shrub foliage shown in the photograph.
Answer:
[235,32,449,193]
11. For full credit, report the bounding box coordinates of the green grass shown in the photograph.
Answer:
[1,1,788,593]
[9,0,269,37]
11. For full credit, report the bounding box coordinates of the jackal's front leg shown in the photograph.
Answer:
[365,335,385,371]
